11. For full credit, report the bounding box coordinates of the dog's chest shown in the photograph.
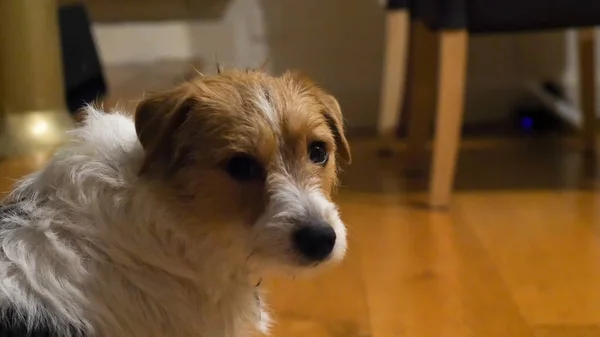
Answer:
[190,287,266,337]
[90,281,265,337]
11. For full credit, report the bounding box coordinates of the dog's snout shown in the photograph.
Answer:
[292,222,336,261]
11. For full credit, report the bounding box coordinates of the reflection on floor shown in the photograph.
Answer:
[2,62,600,336]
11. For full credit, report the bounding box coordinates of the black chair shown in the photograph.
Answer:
[59,3,107,114]
[379,0,599,208]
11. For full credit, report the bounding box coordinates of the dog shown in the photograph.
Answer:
[0,69,350,337]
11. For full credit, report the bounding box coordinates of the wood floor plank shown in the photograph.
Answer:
[0,153,51,195]
[460,192,600,325]
[535,325,600,337]
[352,194,532,337]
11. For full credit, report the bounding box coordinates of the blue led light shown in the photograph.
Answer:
[520,116,534,130]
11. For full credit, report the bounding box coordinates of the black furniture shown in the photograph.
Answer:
[415,0,600,33]
[58,3,107,114]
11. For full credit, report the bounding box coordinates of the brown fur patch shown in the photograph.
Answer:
[134,69,350,228]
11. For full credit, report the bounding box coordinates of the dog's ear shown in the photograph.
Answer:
[135,85,195,175]
[319,94,351,164]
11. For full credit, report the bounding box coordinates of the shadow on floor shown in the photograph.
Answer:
[340,136,600,195]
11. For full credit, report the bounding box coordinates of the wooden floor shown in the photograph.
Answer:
[266,138,600,337]
[3,62,600,336]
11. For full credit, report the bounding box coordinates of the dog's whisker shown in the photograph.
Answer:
[191,65,204,78]
[245,249,259,264]
[258,57,270,72]
[345,224,358,235]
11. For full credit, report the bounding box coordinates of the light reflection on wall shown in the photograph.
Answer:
[0,110,73,156]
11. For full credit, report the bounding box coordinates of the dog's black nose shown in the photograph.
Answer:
[293,223,336,261]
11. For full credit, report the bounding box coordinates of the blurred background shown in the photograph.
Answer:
[71,0,589,133]
[2,0,600,336]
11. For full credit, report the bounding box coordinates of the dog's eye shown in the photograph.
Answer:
[225,154,264,181]
[308,141,328,166]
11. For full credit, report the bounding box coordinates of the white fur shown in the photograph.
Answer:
[0,107,346,337]
[252,168,347,269]
[252,87,277,127]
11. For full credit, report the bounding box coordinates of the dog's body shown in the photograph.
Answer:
[0,70,349,337]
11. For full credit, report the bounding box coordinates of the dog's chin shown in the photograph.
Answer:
[252,245,346,278]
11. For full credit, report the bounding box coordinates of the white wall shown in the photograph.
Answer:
[93,0,269,72]
[92,0,594,129]
[93,22,194,64]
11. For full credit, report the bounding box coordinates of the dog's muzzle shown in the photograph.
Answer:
[260,172,346,265]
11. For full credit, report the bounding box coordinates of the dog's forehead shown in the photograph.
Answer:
[230,72,322,125]
[194,72,333,159]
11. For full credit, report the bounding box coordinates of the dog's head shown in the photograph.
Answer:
[134,70,350,271]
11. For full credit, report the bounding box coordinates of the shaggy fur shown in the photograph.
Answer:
[0,70,350,337]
